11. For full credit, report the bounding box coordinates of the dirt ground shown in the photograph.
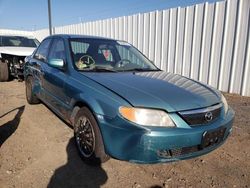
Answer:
[0,80,249,188]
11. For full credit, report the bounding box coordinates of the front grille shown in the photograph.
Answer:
[157,146,199,158]
[178,103,222,126]
[157,126,228,159]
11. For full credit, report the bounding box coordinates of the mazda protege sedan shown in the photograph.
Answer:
[24,35,234,164]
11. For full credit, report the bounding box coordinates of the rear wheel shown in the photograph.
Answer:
[25,76,40,104]
[0,60,9,82]
[74,107,110,165]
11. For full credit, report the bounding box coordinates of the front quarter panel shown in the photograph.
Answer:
[65,72,132,119]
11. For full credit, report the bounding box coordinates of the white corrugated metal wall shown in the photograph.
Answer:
[30,0,250,96]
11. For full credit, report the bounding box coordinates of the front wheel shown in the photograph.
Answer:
[25,76,40,104]
[74,107,110,165]
[0,60,9,82]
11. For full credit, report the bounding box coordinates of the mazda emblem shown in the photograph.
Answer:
[205,111,213,122]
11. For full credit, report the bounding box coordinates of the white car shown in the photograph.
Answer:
[0,35,40,81]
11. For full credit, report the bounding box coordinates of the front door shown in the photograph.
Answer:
[42,38,68,116]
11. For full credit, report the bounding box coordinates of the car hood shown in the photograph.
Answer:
[83,71,221,112]
[0,47,36,56]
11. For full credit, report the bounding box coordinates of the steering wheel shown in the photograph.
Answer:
[115,59,131,68]
[76,55,95,69]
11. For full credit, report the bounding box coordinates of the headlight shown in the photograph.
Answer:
[221,94,228,114]
[119,107,175,127]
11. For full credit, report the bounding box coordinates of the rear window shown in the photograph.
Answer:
[0,36,40,47]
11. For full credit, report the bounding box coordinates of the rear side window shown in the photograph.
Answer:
[34,39,52,62]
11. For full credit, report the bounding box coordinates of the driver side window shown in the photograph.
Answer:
[116,45,144,67]
[34,39,52,62]
[48,38,66,61]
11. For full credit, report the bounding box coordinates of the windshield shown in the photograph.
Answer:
[69,38,159,72]
[0,36,40,47]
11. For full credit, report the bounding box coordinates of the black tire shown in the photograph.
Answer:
[25,76,40,104]
[74,107,110,165]
[0,60,9,82]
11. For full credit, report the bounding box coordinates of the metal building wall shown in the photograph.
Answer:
[34,0,249,96]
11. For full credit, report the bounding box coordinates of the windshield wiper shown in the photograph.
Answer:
[80,66,117,72]
[121,68,161,72]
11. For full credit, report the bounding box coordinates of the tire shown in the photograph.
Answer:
[74,107,110,165]
[25,76,40,104]
[0,60,9,82]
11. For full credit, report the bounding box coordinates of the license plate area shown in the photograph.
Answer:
[201,127,226,148]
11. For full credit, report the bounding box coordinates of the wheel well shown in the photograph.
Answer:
[70,101,95,125]
[72,101,109,157]
[74,101,89,109]
[0,58,9,65]
[24,74,32,81]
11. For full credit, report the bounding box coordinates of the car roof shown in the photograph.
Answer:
[0,35,36,39]
[45,34,118,41]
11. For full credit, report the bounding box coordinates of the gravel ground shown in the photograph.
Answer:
[0,80,250,188]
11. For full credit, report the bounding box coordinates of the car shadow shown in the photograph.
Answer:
[0,105,25,147]
[47,138,108,188]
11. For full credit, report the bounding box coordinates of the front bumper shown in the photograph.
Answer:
[97,107,234,164]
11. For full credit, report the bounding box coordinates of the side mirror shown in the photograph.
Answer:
[48,59,65,69]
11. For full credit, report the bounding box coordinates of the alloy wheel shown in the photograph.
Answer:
[75,116,95,157]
